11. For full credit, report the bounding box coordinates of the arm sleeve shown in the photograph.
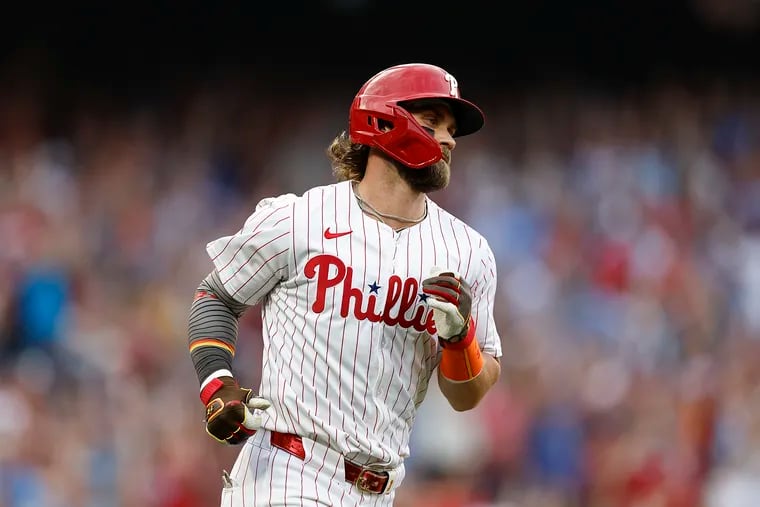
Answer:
[205,194,295,305]
[471,239,502,358]
[188,269,250,385]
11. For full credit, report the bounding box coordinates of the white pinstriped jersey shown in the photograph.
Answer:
[206,180,501,469]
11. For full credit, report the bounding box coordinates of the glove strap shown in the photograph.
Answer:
[439,318,484,382]
[439,315,475,350]
[200,377,226,405]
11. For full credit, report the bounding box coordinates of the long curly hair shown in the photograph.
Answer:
[326,131,369,182]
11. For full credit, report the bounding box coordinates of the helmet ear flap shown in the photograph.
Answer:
[350,105,442,169]
[362,113,394,134]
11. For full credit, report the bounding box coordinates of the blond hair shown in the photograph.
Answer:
[326,131,369,182]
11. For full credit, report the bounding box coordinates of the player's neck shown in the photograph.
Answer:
[354,162,427,231]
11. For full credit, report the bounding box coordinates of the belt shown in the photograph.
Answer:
[269,431,396,494]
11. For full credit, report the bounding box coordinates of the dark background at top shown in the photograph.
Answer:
[1,0,759,106]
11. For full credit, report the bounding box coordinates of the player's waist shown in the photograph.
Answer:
[262,430,404,495]
[258,391,413,460]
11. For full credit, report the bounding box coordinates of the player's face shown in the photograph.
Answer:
[397,103,457,194]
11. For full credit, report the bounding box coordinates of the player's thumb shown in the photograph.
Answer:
[426,297,458,316]
[241,396,270,430]
[429,266,445,277]
[427,298,465,338]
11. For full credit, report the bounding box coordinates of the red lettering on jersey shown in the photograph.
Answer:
[383,275,403,326]
[397,278,433,332]
[305,254,435,332]
[340,266,383,322]
[304,254,345,312]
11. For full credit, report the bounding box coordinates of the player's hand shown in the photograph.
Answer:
[422,267,472,342]
[201,376,271,445]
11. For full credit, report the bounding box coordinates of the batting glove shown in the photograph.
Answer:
[200,376,271,445]
[422,267,473,343]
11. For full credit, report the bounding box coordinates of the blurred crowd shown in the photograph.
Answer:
[2,75,760,507]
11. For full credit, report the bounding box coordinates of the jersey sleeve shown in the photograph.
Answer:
[471,238,502,358]
[205,193,296,306]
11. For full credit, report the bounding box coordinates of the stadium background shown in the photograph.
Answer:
[2,1,760,505]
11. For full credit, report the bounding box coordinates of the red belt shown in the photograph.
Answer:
[269,431,393,494]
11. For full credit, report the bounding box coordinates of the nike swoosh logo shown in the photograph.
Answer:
[324,227,352,239]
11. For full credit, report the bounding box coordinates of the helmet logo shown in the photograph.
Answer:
[444,73,459,97]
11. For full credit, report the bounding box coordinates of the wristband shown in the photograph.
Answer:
[439,319,483,382]
[200,377,225,405]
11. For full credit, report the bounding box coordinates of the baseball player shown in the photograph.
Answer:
[187,63,502,506]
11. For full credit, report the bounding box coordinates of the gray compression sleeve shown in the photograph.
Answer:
[188,269,251,385]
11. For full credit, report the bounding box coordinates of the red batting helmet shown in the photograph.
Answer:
[349,63,485,169]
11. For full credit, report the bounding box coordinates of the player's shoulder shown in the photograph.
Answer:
[254,181,351,215]
[241,191,299,229]
[299,180,348,197]
[427,199,496,261]
[254,192,300,212]
[427,199,490,244]
[298,180,353,209]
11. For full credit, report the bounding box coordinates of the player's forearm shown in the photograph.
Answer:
[188,269,250,385]
[438,354,500,411]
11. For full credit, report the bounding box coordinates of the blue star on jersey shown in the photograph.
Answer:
[418,293,429,303]
[368,281,381,294]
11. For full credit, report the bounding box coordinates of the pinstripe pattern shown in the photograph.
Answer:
[205,181,501,505]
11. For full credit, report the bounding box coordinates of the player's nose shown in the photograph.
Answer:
[440,132,456,152]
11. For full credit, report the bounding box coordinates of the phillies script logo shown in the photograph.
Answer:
[304,254,436,333]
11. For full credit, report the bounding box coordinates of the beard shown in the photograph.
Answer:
[396,148,452,194]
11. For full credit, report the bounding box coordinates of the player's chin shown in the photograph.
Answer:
[398,159,450,193]
[420,161,451,193]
